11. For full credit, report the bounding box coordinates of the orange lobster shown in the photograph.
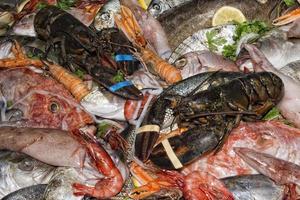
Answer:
[114,6,182,84]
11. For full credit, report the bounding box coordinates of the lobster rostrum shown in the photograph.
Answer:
[34,6,143,100]
[135,71,284,170]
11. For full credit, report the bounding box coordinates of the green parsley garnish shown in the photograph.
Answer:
[263,107,281,120]
[36,2,48,9]
[283,0,296,6]
[6,100,13,108]
[112,70,125,83]
[206,29,227,52]
[97,122,110,138]
[222,20,270,60]
[56,0,77,10]
[74,69,85,79]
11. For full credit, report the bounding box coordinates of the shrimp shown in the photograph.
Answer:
[72,141,124,198]
[0,41,90,101]
[129,162,184,199]
[130,162,234,200]
[114,6,182,84]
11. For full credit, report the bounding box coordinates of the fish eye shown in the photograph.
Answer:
[174,58,187,68]
[18,160,34,171]
[152,3,161,11]
[101,12,111,21]
[49,102,60,113]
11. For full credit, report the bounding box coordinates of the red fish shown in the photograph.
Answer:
[0,68,93,131]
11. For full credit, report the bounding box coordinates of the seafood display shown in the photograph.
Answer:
[0,0,299,199]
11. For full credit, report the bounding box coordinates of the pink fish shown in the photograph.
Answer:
[182,121,300,179]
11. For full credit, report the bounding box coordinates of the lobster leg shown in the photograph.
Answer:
[72,141,124,198]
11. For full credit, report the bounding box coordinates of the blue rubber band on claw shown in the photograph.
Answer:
[109,81,133,92]
[115,54,135,62]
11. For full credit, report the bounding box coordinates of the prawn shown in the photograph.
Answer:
[114,6,182,84]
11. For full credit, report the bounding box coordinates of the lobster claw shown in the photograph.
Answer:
[149,126,222,170]
[134,96,173,162]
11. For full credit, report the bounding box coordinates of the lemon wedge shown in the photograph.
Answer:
[137,0,149,10]
[212,6,246,26]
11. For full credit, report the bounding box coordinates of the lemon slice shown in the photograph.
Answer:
[212,6,246,26]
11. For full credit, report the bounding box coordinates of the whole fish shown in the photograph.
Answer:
[222,175,286,200]
[173,50,240,79]
[0,150,55,198]
[0,127,86,168]
[2,184,47,200]
[182,121,300,179]
[158,0,281,50]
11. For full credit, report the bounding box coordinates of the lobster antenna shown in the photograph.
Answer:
[185,110,258,119]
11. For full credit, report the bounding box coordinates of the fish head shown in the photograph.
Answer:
[93,0,120,30]
[174,52,205,79]
[25,88,94,131]
[7,152,55,186]
[0,69,94,131]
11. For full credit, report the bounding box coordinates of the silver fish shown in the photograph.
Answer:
[256,29,300,70]
[173,50,239,79]
[0,150,55,198]
[93,0,120,30]
[44,167,90,200]
[279,60,300,82]
[222,175,286,200]
[147,0,191,18]
[2,184,47,200]
[158,0,281,50]
[168,25,236,63]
